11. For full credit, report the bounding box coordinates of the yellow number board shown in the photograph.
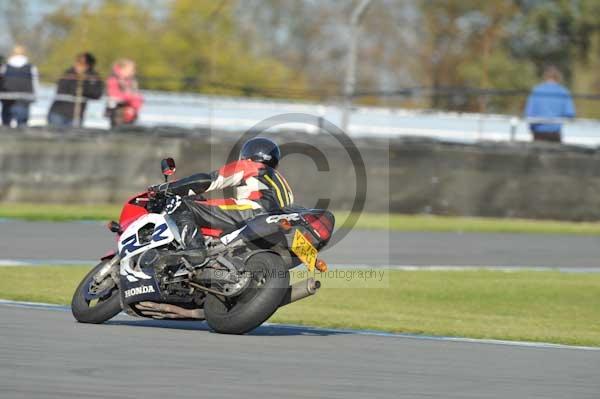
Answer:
[291,229,318,271]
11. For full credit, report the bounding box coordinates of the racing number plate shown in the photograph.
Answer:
[292,229,318,271]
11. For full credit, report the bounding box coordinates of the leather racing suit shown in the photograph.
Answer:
[160,159,294,250]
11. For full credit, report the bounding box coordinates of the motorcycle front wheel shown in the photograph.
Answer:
[71,259,122,324]
[204,252,289,334]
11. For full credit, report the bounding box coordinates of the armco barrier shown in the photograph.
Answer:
[1,126,599,220]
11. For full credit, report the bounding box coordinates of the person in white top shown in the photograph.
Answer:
[0,45,39,127]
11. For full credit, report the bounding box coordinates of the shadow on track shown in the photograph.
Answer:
[106,318,351,337]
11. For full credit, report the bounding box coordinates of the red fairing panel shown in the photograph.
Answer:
[119,192,149,232]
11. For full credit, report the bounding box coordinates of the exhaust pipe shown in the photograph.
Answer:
[136,278,321,318]
[280,278,321,307]
[135,301,205,320]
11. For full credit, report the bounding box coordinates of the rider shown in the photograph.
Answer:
[149,137,293,264]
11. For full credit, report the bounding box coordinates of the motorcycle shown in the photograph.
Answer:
[71,158,334,334]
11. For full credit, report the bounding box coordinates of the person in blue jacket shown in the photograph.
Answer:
[524,66,575,143]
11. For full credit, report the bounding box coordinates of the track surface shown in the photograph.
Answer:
[1,220,599,267]
[1,305,598,399]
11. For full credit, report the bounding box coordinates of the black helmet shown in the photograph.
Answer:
[239,137,281,168]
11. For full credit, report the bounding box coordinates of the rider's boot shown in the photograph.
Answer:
[139,209,205,268]
[170,209,207,265]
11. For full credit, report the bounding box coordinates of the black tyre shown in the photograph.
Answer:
[204,252,289,334]
[71,259,122,324]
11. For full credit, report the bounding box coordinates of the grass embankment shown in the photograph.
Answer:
[2,266,599,346]
[3,202,600,235]
[0,203,120,222]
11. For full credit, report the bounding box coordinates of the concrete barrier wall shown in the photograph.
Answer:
[1,126,599,220]
[388,139,600,220]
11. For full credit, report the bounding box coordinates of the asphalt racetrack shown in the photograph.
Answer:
[1,220,599,268]
[2,220,600,398]
[1,304,599,399]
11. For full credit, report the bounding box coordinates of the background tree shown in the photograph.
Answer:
[37,0,305,97]
[3,0,600,116]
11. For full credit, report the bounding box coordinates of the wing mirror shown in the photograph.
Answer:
[161,158,176,182]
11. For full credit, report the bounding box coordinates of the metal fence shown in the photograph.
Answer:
[3,84,600,147]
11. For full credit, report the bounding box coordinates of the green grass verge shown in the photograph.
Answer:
[0,203,121,222]
[2,202,600,234]
[343,212,600,235]
[2,266,599,346]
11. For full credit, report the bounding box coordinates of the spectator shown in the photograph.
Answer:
[0,53,4,88]
[105,59,143,128]
[0,45,38,127]
[47,52,103,128]
[0,54,4,119]
[524,66,575,143]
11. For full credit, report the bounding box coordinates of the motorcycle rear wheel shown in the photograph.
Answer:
[71,260,122,324]
[204,252,289,334]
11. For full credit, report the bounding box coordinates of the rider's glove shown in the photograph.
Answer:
[165,195,183,214]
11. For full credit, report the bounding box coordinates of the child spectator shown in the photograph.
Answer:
[105,59,143,128]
